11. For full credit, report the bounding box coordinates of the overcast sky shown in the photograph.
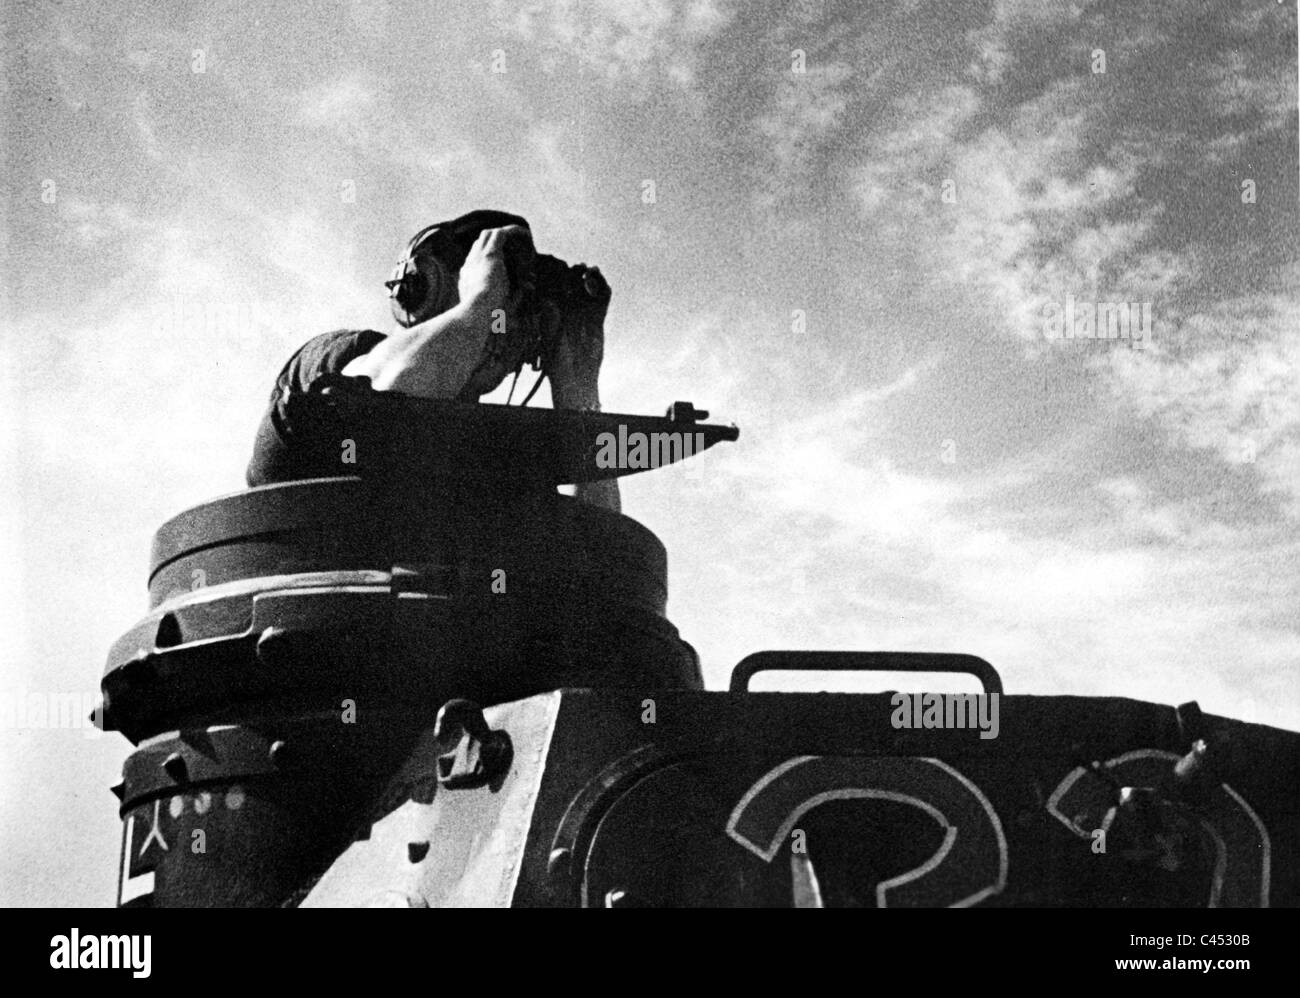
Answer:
[2,0,1297,906]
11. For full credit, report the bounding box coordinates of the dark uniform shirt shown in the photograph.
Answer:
[246,329,387,487]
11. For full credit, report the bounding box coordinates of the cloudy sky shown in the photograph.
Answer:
[2,0,1297,906]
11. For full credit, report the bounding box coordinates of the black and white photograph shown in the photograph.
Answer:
[1,0,1296,968]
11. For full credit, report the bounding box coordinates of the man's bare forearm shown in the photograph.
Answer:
[341,301,490,398]
[553,381,621,513]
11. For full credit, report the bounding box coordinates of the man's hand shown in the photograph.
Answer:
[547,264,611,408]
[457,225,532,317]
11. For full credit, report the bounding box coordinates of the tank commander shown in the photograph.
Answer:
[245,209,620,511]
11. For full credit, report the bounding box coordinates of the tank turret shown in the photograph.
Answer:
[98,379,737,906]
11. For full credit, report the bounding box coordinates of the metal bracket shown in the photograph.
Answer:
[665,401,708,424]
[433,699,513,790]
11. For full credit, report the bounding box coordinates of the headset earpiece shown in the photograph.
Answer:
[385,257,425,326]
[387,245,458,328]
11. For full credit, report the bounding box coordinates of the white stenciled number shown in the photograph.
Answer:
[1046,749,1271,908]
[727,756,1008,908]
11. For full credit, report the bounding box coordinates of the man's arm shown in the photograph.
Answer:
[552,379,621,513]
[340,300,492,398]
[547,266,620,514]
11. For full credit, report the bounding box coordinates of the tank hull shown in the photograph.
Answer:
[112,688,1298,907]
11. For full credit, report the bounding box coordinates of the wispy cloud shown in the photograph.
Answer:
[498,0,734,89]
[753,61,854,209]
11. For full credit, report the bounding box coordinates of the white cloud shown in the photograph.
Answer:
[852,80,1157,342]
[295,72,481,184]
[753,61,854,208]
[297,73,378,126]
[830,0,1300,527]
[501,0,734,89]
[1102,295,1300,507]
[57,196,147,247]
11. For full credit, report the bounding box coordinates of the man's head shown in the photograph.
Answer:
[387,209,531,326]
[387,210,541,399]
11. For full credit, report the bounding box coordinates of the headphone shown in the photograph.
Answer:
[385,209,532,328]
